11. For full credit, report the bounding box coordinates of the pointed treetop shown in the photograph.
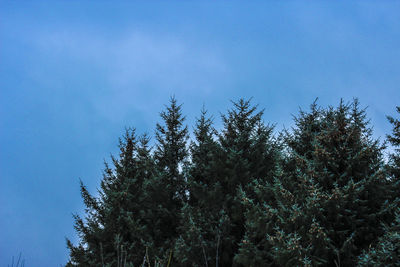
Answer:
[387,106,400,149]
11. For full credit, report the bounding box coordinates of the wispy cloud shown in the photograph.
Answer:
[31,29,230,123]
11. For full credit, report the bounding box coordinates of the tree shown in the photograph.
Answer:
[66,129,154,266]
[237,100,395,266]
[214,99,278,266]
[66,98,399,266]
[387,106,400,190]
[357,209,400,266]
[66,98,189,266]
[357,106,400,266]
[146,96,189,264]
[174,107,230,267]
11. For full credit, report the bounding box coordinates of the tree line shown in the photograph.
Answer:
[66,98,400,266]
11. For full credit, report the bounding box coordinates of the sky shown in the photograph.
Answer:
[1,1,400,266]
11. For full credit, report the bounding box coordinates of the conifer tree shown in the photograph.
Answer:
[66,129,155,266]
[357,106,400,266]
[66,98,400,266]
[286,100,393,265]
[146,97,189,263]
[186,107,219,207]
[387,106,400,186]
[237,100,395,266]
[154,97,189,202]
[357,209,400,266]
[213,99,278,266]
[174,108,230,267]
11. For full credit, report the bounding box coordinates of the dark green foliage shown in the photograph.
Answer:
[387,107,400,156]
[174,100,279,267]
[66,97,189,266]
[216,99,279,266]
[387,107,400,190]
[146,96,189,263]
[154,97,189,203]
[358,107,400,266]
[67,98,399,266]
[358,209,400,266]
[66,129,154,266]
[237,100,396,266]
[174,108,231,267]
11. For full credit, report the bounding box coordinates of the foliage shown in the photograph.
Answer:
[174,107,229,267]
[387,106,400,193]
[66,129,154,266]
[66,98,399,266]
[357,106,400,266]
[237,99,397,266]
[358,209,400,266]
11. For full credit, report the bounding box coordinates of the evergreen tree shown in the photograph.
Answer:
[289,100,393,265]
[214,99,278,266]
[387,106,400,187]
[174,107,230,267]
[66,98,189,266]
[357,208,400,266]
[186,107,219,207]
[234,167,281,266]
[237,100,395,266]
[154,97,189,202]
[357,106,400,266]
[66,98,399,266]
[66,129,155,266]
[146,96,189,263]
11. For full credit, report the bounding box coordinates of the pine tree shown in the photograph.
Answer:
[174,107,230,267]
[234,166,281,266]
[212,99,278,266]
[66,98,189,266]
[290,100,393,265]
[237,100,395,266]
[66,129,155,266]
[357,106,400,266]
[387,106,400,188]
[146,96,189,264]
[66,98,399,266]
[357,208,400,266]
[154,97,189,202]
[186,107,219,207]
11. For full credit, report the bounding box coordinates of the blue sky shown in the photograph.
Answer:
[1,1,399,266]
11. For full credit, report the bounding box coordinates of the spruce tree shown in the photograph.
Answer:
[66,129,154,266]
[357,209,400,266]
[154,97,189,202]
[357,106,400,266]
[214,99,277,266]
[290,100,392,265]
[237,100,395,266]
[174,107,230,267]
[387,106,400,187]
[65,98,400,266]
[146,96,189,264]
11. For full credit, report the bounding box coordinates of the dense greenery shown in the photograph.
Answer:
[66,98,400,266]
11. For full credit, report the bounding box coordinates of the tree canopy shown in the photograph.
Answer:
[66,99,400,267]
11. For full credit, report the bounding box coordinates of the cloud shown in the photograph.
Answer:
[32,29,230,123]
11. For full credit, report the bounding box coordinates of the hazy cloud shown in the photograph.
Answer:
[32,29,230,123]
